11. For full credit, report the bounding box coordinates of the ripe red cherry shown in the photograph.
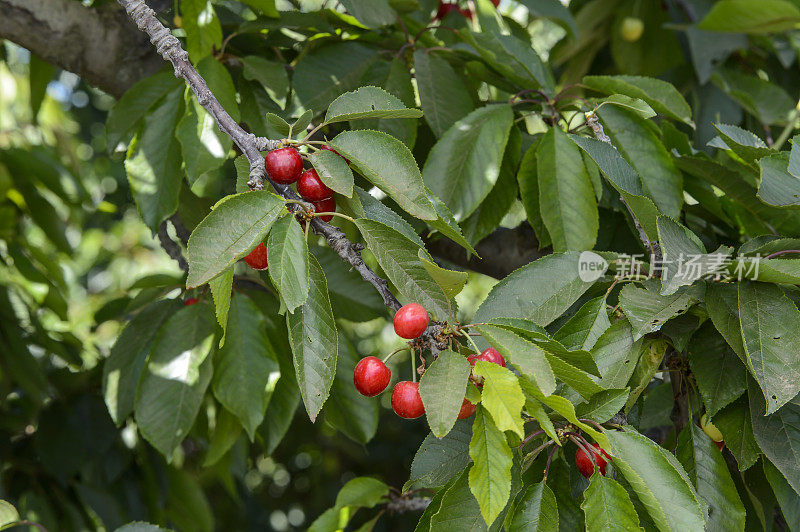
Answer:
[434,2,458,20]
[467,347,506,368]
[321,145,349,164]
[391,381,425,419]
[393,303,429,339]
[313,197,336,223]
[297,169,334,202]
[265,147,303,184]
[184,297,199,306]
[243,242,268,270]
[575,443,611,478]
[353,356,391,397]
[457,399,477,419]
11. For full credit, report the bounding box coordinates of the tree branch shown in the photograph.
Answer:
[157,220,188,272]
[117,0,403,315]
[0,0,166,98]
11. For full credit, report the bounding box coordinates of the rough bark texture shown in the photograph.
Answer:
[0,0,165,97]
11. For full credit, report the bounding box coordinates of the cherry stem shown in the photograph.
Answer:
[312,211,355,223]
[411,348,417,383]
[765,250,800,259]
[542,445,558,482]
[518,429,546,449]
[526,439,555,462]
[459,329,481,354]
[382,346,411,364]
[578,418,606,433]
[567,433,599,469]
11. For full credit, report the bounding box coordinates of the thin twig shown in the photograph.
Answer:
[157,220,188,272]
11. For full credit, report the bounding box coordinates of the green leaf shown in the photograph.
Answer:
[601,94,656,120]
[469,408,513,527]
[712,68,794,125]
[749,378,800,495]
[524,398,560,444]
[323,334,379,444]
[208,266,233,345]
[124,88,183,232]
[265,113,291,137]
[581,474,642,532]
[339,0,395,27]
[676,423,746,532]
[114,524,168,532]
[429,469,489,531]
[291,110,313,138]
[554,296,610,351]
[763,459,800,528]
[712,396,760,471]
[597,105,683,218]
[418,250,467,299]
[267,215,310,313]
[241,55,289,108]
[311,246,385,322]
[506,482,558,532]
[353,218,450,319]
[570,135,660,241]
[625,338,668,409]
[697,0,800,33]
[292,42,378,114]
[545,352,604,401]
[203,407,243,467]
[517,0,577,36]
[181,0,221,61]
[618,279,704,340]
[738,281,800,413]
[473,361,525,438]
[330,130,436,220]
[406,419,472,490]
[287,255,337,421]
[657,216,732,295]
[325,86,421,124]
[186,191,285,288]
[713,123,773,164]
[344,186,424,247]
[357,58,418,148]
[425,188,479,255]
[103,300,181,425]
[309,149,354,197]
[0,500,19,527]
[474,253,599,326]
[106,71,182,150]
[705,283,748,364]
[474,324,556,398]
[177,91,232,186]
[521,383,609,448]
[134,304,216,458]
[422,105,513,220]
[583,75,693,126]
[414,50,475,138]
[576,389,630,423]
[687,323,747,418]
[460,31,555,96]
[517,138,550,246]
[536,126,598,251]
[605,428,707,531]
[212,293,279,439]
[759,153,800,207]
[592,320,642,389]
[335,477,390,508]
[418,350,471,438]
[238,0,278,16]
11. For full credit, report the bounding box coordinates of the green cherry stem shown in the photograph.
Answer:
[382,346,411,364]
[459,328,481,354]
[312,211,355,223]
[411,348,417,383]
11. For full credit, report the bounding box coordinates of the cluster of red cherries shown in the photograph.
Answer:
[240,145,345,271]
[352,303,507,420]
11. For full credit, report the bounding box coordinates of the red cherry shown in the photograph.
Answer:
[297,169,334,202]
[457,399,477,419]
[491,0,500,6]
[434,2,458,20]
[575,443,611,478]
[467,347,506,368]
[313,197,336,223]
[391,381,425,419]
[243,242,268,270]
[265,147,303,184]
[353,356,391,397]
[458,7,473,19]
[184,297,199,306]
[321,145,350,165]
[393,303,429,339]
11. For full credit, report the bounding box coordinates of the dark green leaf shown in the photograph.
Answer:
[697,0,800,33]
[212,293,279,439]
[712,396,760,471]
[267,215,310,313]
[208,266,233,344]
[414,50,475,138]
[554,296,610,351]
[241,55,289,108]
[618,279,704,340]
[581,474,642,532]
[309,149,354,197]
[687,322,747,418]
[583,75,693,125]
[186,191,285,288]
[419,350,472,438]
[576,389,630,423]
[181,0,222,62]
[325,86,421,123]
[763,459,800,528]
[506,481,557,532]
[339,0,395,27]
[418,250,468,299]
[134,304,216,458]
[406,419,472,490]
[423,105,513,220]
[759,153,800,207]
